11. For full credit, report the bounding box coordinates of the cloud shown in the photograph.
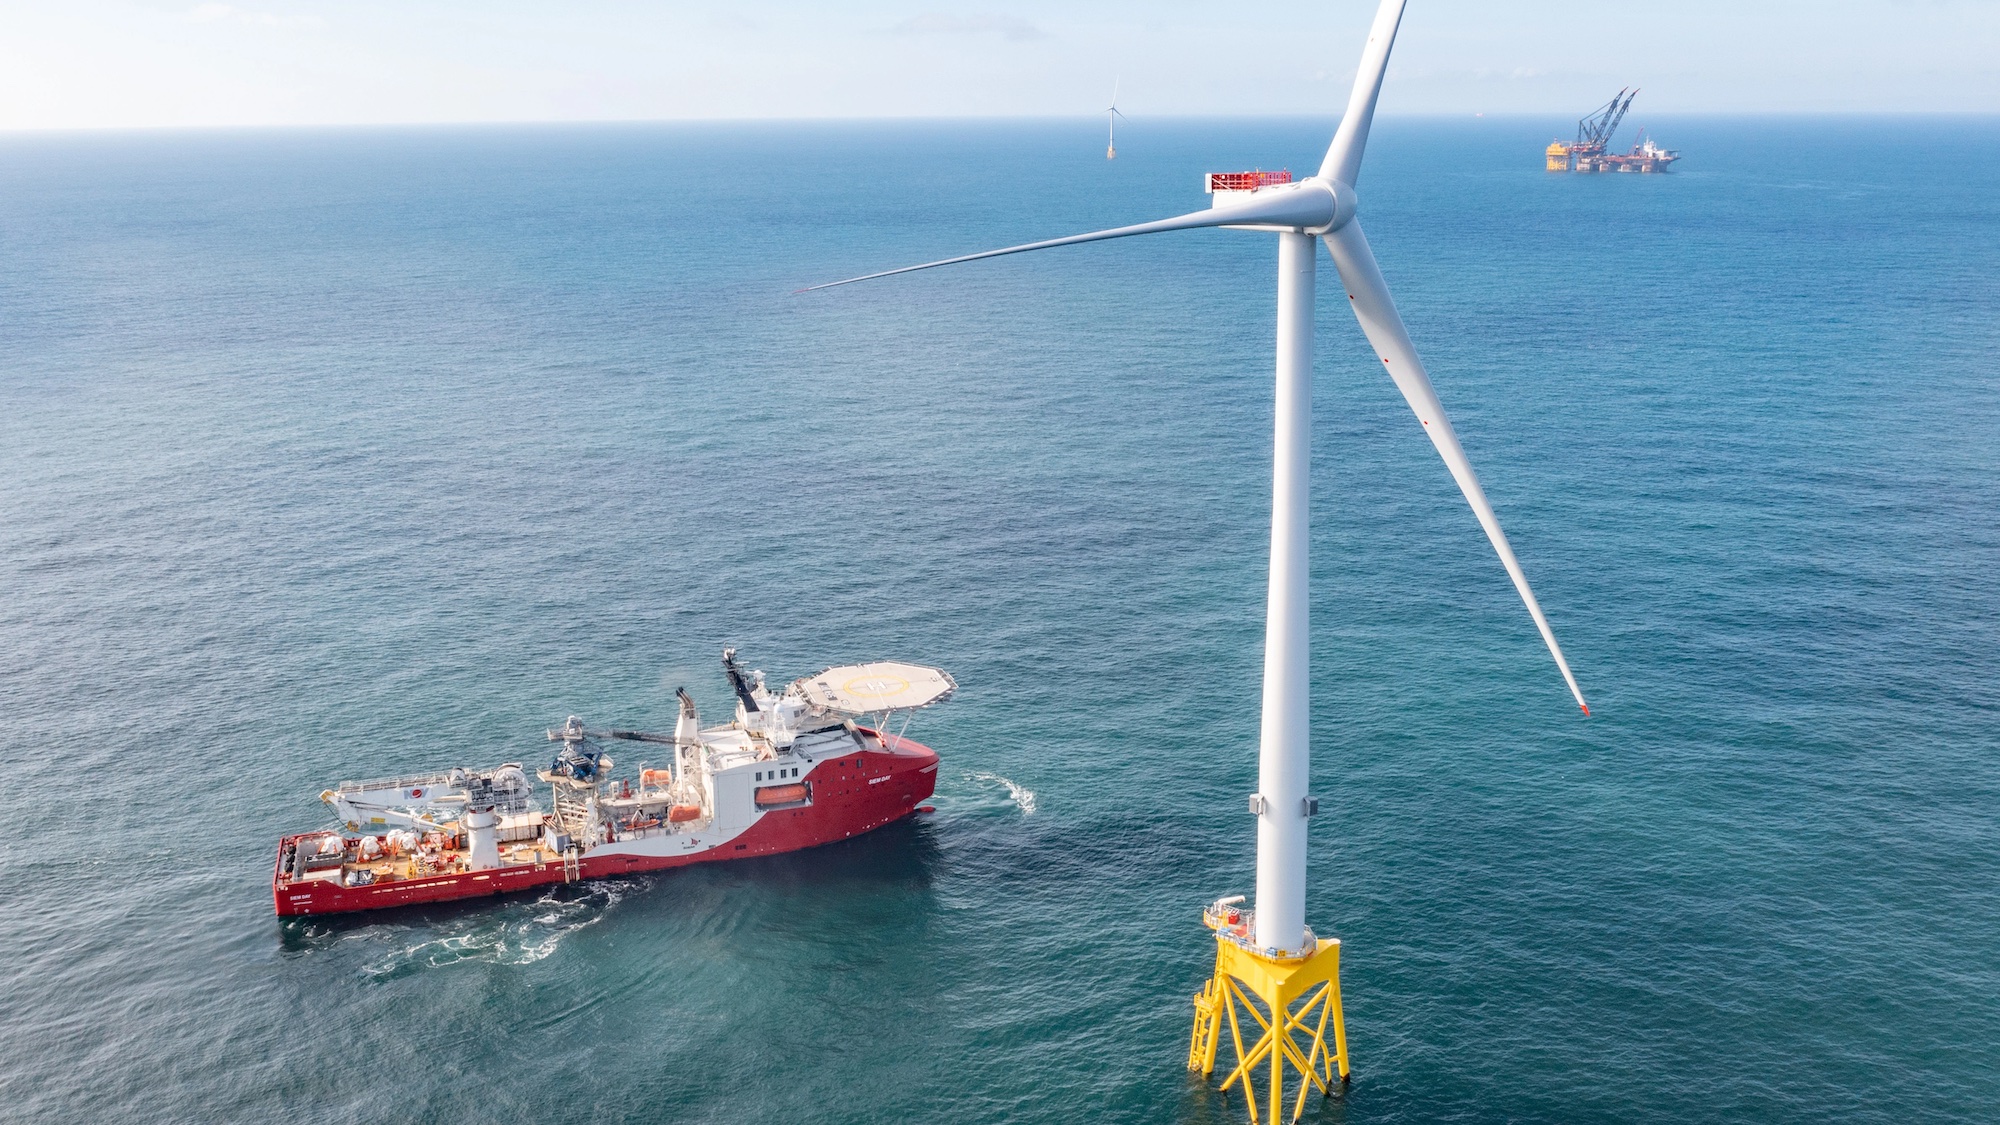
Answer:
[891,13,1047,42]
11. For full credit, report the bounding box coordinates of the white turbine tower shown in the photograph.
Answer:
[807,2,1587,1116]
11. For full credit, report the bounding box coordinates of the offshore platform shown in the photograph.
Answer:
[1546,88,1680,173]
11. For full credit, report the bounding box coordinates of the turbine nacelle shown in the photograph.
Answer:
[1209,176,1357,236]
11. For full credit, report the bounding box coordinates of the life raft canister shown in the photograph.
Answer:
[753,783,809,808]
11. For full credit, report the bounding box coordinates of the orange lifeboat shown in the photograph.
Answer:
[753,783,809,808]
[667,804,703,823]
[640,769,672,788]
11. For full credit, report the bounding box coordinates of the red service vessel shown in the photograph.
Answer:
[273,650,954,917]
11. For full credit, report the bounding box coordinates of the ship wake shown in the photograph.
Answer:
[970,771,1037,816]
[359,882,630,978]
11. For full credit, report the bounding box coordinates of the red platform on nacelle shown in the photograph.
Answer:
[1205,170,1293,193]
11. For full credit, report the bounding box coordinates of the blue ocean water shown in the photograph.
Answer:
[1,116,1996,1123]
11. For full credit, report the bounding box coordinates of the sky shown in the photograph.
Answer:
[2,0,1997,131]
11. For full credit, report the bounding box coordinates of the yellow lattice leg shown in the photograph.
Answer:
[1304,983,1335,1090]
[1288,987,1334,1121]
[1222,981,1258,1124]
[1269,992,1284,1125]
[1326,959,1350,1083]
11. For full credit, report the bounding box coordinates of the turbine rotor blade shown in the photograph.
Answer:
[1323,219,1590,714]
[1319,0,1410,187]
[800,183,1336,292]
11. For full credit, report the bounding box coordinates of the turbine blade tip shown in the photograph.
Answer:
[1580,703,1591,717]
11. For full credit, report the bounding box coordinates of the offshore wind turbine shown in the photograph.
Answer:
[806,1,1587,1117]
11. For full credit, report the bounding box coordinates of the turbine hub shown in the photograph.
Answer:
[1326,179,1358,233]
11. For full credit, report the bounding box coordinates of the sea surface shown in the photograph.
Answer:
[2,116,1996,1123]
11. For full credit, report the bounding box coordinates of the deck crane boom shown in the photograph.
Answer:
[1575,87,1638,153]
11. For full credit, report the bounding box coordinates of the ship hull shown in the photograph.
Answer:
[274,735,938,917]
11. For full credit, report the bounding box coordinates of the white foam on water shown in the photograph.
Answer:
[358,882,630,977]
[970,772,1037,816]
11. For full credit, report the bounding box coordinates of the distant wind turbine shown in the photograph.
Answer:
[1106,80,1125,160]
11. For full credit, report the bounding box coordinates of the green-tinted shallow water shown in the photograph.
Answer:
[1,117,1996,1123]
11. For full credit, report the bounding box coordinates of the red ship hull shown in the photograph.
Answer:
[274,735,938,917]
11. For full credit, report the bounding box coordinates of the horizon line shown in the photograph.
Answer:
[5,109,1997,137]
